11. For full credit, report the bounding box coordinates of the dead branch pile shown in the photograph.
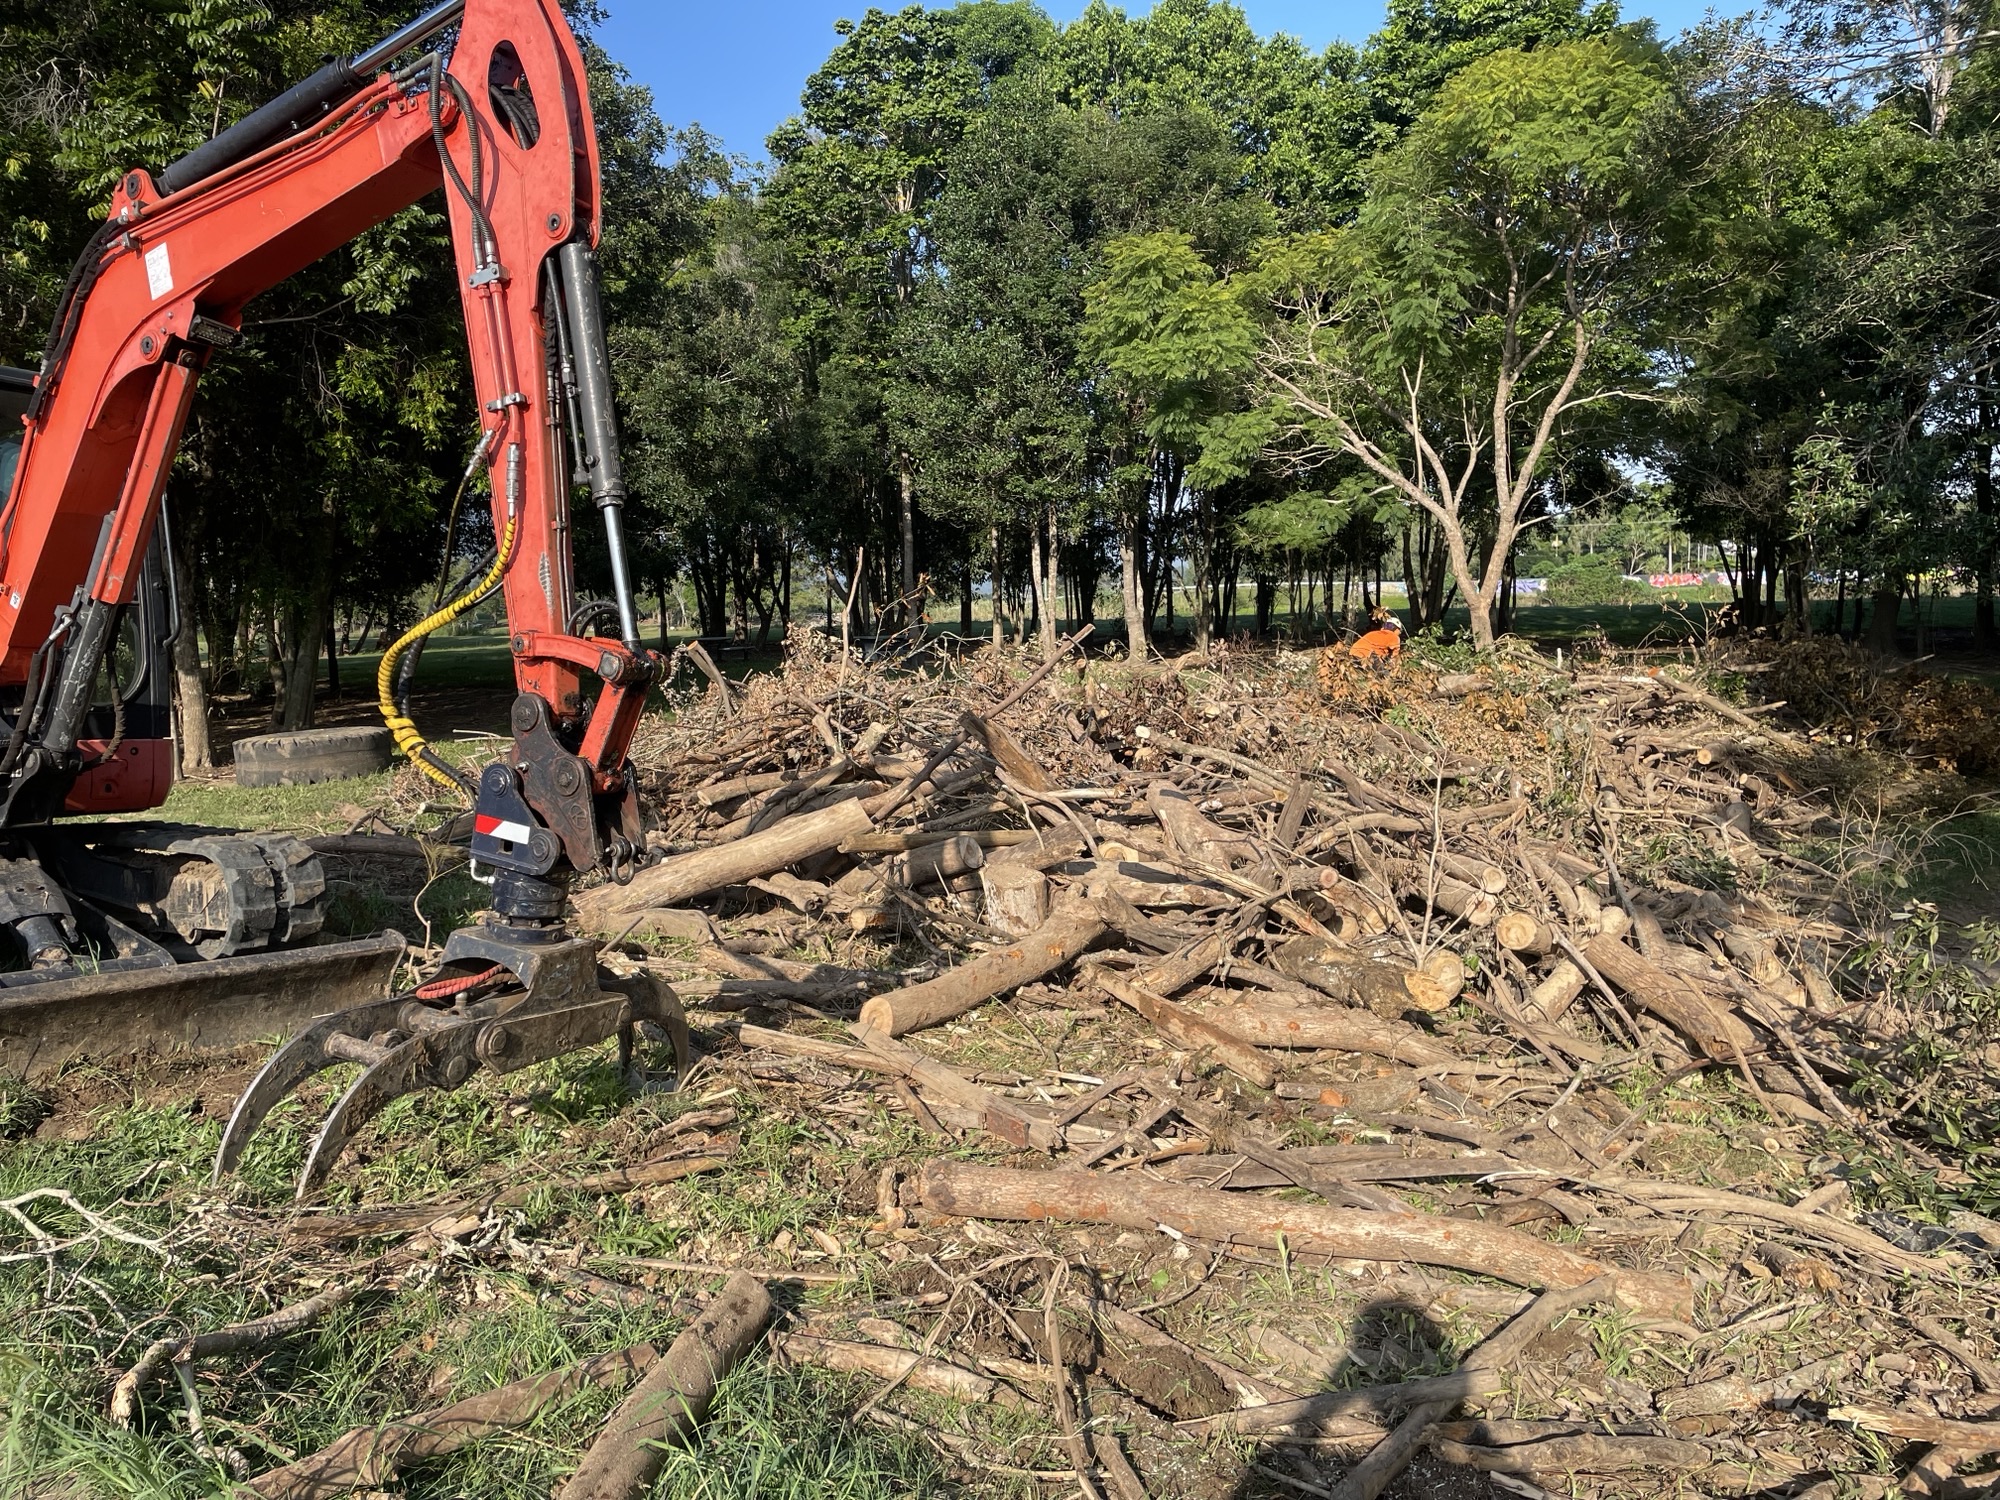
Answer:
[525,625,2000,1497]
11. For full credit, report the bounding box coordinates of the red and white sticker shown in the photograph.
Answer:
[475,813,533,844]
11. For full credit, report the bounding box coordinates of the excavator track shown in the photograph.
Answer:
[29,823,329,960]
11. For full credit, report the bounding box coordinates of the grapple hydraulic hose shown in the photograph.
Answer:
[378,510,516,794]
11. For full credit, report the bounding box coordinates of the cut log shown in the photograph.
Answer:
[1495,912,1557,958]
[980,864,1049,937]
[834,834,984,901]
[1090,967,1275,1088]
[246,1344,660,1499]
[1436,853,1508,895]
[1523,960,1586,1024]
[556,1270,772,1500]
[1270,936,1452,1017]
[1075,859,1236,910]
[577,799,874,923]
[773,1332,997,1402]
[918,1162,1690,1317]
[960,710,1055,792]
[1583,934,1759,1065]
[1188,996,1456,1067]
[857,898,1107,1037]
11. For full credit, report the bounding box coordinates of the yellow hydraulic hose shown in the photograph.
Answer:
[378,510,517,793]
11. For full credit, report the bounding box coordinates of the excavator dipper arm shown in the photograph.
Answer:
[1,0,685,1194]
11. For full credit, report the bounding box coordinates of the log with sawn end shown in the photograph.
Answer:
[857,897,1108,1037]
[919,1162,1690,1317]
[575,798,874,924]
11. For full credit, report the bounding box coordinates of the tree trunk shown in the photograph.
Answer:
[898,458,917,613]
[959,553,973,636]
[324,615,341,698]
[989,526,1004,651]
[1120,512,1152,664]
[1048,508,1064,656]
[1977,391,1995,648]
[167,532,213,774]
[1865,577,1903,655]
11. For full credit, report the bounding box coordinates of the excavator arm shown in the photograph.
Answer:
[4,0,652,896]
[0,0,688,1195]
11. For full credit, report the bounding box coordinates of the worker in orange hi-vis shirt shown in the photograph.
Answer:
[1349,607,1404,664]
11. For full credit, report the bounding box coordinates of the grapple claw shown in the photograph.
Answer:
[215,931,690,1199]
[296,1021,485,1197]
[212,995,420,1179]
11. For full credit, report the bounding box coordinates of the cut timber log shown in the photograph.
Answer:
[1583,934,1759,1065]
[1075,859,1235,910]
[980,864,1049,936]
[555,1271,772,1500]
[774,1332,997,1402]
[835,834,984,900]
[1523,961,1586,1024]
[919,1162,1690,1317]
[1187,997,1455,1068]
[857,899,1107,1037]
[1270,937,1453,1017]
[577,799,873,923]
[961,710,1055,792]
[1495,912,1557,958]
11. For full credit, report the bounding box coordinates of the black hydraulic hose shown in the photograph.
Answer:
[430,58,496,273]
[0,642,51,777]
[25,223,121,422]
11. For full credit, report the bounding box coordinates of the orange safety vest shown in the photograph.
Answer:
[1349,628,1401,663]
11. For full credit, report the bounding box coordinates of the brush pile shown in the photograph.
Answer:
[523,624,1996,1499]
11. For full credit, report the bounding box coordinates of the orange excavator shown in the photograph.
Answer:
[0,0,687,1195]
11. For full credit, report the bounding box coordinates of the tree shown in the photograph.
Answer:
[767,3,1050,613]
[1237,34,1691,649]
[1361,0,1622,131]
[1082,230,1259,652]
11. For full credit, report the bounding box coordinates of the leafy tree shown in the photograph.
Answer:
[1235,34,1694,649]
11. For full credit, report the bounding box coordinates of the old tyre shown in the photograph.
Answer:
[234,726,393,788]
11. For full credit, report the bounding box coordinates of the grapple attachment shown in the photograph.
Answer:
[215,927,689,1199]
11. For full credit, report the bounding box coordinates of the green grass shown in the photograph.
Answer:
[0,1044,952,1498]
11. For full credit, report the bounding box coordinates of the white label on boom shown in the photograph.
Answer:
[145,243,173,300]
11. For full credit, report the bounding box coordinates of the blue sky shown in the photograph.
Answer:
[593,0,1717,163]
